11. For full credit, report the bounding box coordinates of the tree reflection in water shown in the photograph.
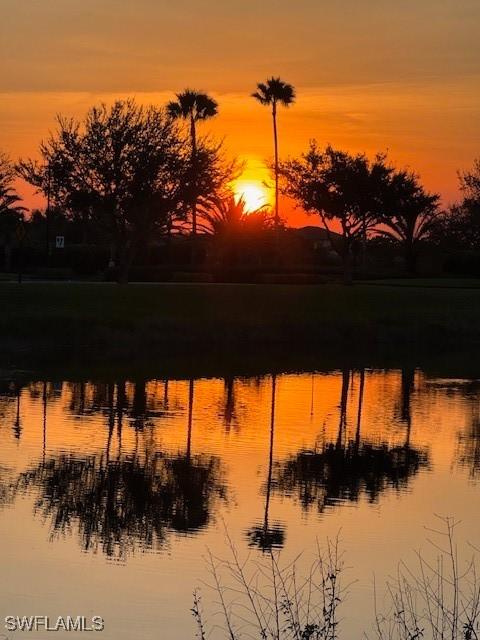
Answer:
[0,466,15,509]
[16,451,226,557]
[273,369,429,513]
[458,421,480,478]
[6,368,479,557]
[14,379,227,559]
[454,380,480,478]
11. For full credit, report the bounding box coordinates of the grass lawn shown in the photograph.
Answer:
[2,281,480,368]
[365,278,480,289]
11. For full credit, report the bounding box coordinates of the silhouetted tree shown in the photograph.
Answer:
[459,158,480,201]
[281,143,391,282]
[0,152,25,271]
[198,193,271,235]
[376,171,440,275]
[433,159,480,252]
[167,90,219,236]
[198,192,273,271]
[435,201,480,251]
[252,77,295,228]
[18,100,187,282]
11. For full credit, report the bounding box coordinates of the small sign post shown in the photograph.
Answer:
[55,235,65,249]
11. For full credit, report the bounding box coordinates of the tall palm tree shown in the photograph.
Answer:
[167,90,218,235]
[252,77,295,227]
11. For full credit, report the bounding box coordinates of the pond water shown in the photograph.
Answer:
[0,367,479,639]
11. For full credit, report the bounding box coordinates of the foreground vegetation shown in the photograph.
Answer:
[2,281,480,368]
[195,518,480,640]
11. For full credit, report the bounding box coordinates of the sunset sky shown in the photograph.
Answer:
[1,0,479,225]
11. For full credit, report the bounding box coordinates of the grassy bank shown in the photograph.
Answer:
[2,281,480,369]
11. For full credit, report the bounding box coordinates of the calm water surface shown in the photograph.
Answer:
[0,367,479,638]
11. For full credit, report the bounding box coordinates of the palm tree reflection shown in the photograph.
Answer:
[222,377,236,431]
[0,380,25,440]
[397,368,415,447]
[246,375,286,552]
[13,383,22,440]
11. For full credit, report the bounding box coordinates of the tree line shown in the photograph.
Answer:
[0,77,479,282]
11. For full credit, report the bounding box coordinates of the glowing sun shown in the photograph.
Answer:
[234,180,271,212]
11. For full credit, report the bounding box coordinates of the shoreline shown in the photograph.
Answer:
[3,281,480,377]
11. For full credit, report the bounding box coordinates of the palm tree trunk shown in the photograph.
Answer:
[401,368,414,448]
[186,379,194,460]
[355,369,365,452]
[106,383,115,463]
[272,102,279,228]
[263,375,277,536]
[116,380,126,454]
[336,369,350,448]
[42,381,47,463]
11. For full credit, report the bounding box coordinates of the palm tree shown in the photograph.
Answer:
[199,194,247,235]
[377,170,440,275]
[198,193,269,235]
[167,90,218,235]
[252,77,295,228]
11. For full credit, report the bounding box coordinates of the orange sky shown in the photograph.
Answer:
[1,0,479,226]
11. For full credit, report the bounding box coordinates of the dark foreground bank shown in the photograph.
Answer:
[2,281,480,370]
